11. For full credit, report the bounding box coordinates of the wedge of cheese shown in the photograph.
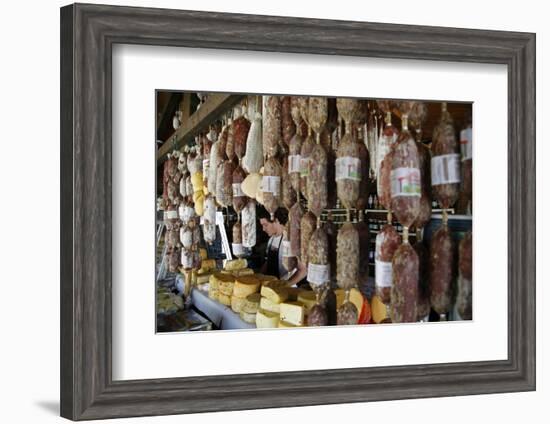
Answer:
[260,282,289,304]
[233,275,261,298]
[371,295,389,324]
[279,302,305,326]
[255,309,280,328]
[231,296,247,313]
[297,291,317,311]
[243,293,261,314]
[278,320,303,328]
[218,293,231,306]
[223,258,247,271]
[240,310,257,324]
[260,296,280,314]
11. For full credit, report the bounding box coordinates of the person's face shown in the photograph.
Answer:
[260,218,279,237]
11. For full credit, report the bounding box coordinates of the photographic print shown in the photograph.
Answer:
[155,92,473,332]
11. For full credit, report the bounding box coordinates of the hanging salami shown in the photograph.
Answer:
[281,157,297,210]
[281,96,296,147]
[288,97,304,192]
[282,222,297,272]
[375,218,401,305]
[390,238,419,323]
[262,157,282,218]
[300,211,316,266]
[289,201,304,259]
[429,215,456,318]
[431,102,461,209]
[299,130,314,201]
[457,231,472,320]
[376,102,399,209]
[232,165,248,213]
[336,220,359,291]
[307,220,330,322]
[242,97,263,174]
[233,105,251,160]
[203,194,217,245]
[242,199,257,248]
[263,96,281,159]
[225,116,235,161]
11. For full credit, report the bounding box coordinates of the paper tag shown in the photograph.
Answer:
[289,155,301,173]
[307,263,330,286]
[390,167,421,197]
[262,176,281,195]
[232,183,244,197]
[281,240,293,258]
[299,157,310,177]
[431,154,461,186]
[232,243,244,256]
[166,210,179,220]
[181,251,194,268]
[460,128,472,161]
[375,260,393,288]
[199,216,205,225]
[335,156,361,181]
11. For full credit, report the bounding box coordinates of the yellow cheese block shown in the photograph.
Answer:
[371,295,390,324]
[191,172,204,193]
[335,288,364,315]
[231,296,247,313]
[233,275,261,298]
[219,281,235,296]
[199,259,216,272]
[196,273,212,285]
[218,293,231,306]
[241,172,262,198]
[279,302,305,326]
[208,288,219,302]
[243,293,261,314]
[297,291,317,311]
[223,258,248,271]
[278,320,303,328]
[209,272,234,290]
[260,282,289,304]
[255,309,280,328]
[260,296,280,314]
[232,268,254,277]
[240,310,257,324]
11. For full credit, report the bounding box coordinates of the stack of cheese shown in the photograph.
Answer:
[193,258,217,285]
[208,272,235,304]
[231,275,261,324]
[256,282,317,329]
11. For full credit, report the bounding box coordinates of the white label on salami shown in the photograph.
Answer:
[307,263,330,286]
[375,260,393,288]
[199,216,205,225]
[460,128,472,161]
[289,155,301,173]
[166,210,178,220]
[232,183,244,197]
[181,251,194,268]
[335,156,362,181]
[202,159,210,174]
[299,157,310,177]
[281,240,293,258]
[232,243,244,256]
[262,176,281,195]
[431,154,461,186]
[390,167,421,197]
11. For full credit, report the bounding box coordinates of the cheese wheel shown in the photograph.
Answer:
[256,309,280,328]
[219,281,235,296]
[218,293,231,306]
[297,291,317,311]
[223,258,248,271]
[240,310,257,324]
[279,302,305,326]
[231,296,247,313]
[278,320,302,328]
[208,289,219,302]
[260,297,280,314]
[261,282,289,304]
[243,293,261,314]
[233,275,261,298]
[209,272,234,290]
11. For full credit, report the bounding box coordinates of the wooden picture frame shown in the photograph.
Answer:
[60,3,536,420]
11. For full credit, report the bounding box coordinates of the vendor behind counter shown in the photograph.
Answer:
[256,206,308,288]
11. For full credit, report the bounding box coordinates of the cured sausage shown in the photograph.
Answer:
[288,111,303,193]
[307,223,330,292]
[390,117,421,228]
[281,156,297,210]
[307,304,328,326]
[225,117,235,161]
[232,221,245,258]
[203,194,217,245]
[263,96,281,159]
[337,298,358,326]
[457,231,472,320]
[242,98,263,174]
[221,160,235,208]
[208,140,223,195]
[336,222,359,291]
[289,201,303,258]
[414,141,432,229]
[262,157,282,218]
[377,111,399,209]
[356,210,370,293]
[429,223,455,316]
[232,165,248,213]
[233,107,251,160]
[307,143,328,217]
[431,103,461,209]
[390,243,419,323]
[299,131,314,200]
[375,223,400,304]
[413,238,431,320]
[242,199,257,248]
[281,96,296,147]
[324,212,338,283]
[300,211,316,266]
